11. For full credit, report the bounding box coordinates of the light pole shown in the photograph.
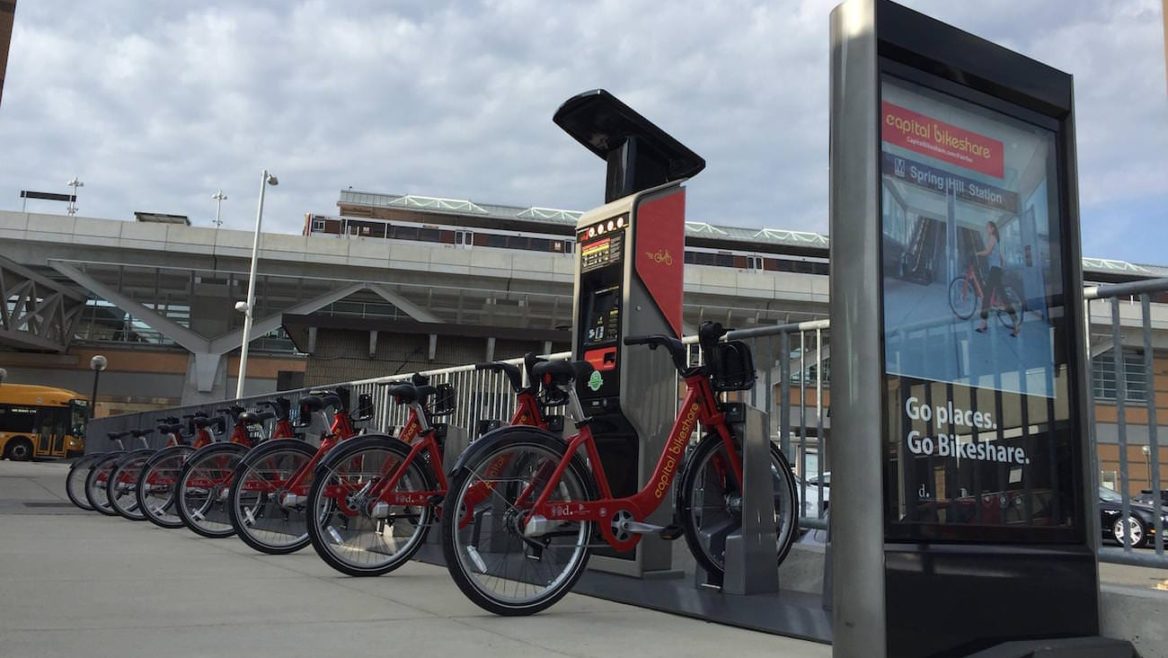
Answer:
[235,170,278,399]
[212,189,228,228]
[0,367,7,386]
[89,355,107,420]
[66,177,84,216]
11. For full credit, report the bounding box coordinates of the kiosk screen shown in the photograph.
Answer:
[879,74,1079,542]
[584,286,621,347]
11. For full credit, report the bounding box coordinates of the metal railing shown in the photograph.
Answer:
[1085,277,1168,567]
[83,278,1168,564]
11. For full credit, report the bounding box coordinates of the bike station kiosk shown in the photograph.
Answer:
[829,1,1131,655]
[552,92,821,635]
[555,89,703,576]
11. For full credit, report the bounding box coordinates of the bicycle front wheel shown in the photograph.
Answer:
[948,277,977,320]
[66,454,104,511]
[177,444,247,538]
[677,435,799,578]
[441,430,595,616]
[229,441,316,555]
[138,446,195,528]
[307,436,435,576]
[107,451,153,521]
[85,453,126,515]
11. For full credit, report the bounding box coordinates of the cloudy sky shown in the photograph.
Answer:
[1,0,1165,263]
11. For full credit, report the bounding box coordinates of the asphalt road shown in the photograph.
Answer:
[0,460,830,658]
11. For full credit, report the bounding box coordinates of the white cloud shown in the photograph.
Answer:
[0,0,1164,262]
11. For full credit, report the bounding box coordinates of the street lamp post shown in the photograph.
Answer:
[212,189,228,228]
[235,170,278,399]
[89,355,107,420]
[66,177,84,216]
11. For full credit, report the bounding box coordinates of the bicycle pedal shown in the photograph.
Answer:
[658,524,684,541]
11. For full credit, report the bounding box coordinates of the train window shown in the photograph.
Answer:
[564,241,573,254]
[715,252,734,268]
[311,218,326,232]
[418,228,440,242]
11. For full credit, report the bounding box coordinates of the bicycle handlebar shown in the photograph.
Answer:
[623,334,689,374]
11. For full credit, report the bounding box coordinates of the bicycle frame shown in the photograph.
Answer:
[524,373,743,553]
[239,410,358,497]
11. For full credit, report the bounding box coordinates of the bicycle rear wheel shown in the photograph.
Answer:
[307,436,435,576]
[85,453,126,516]
[948,277,978,320]
[66,454,103,511]
[138,446,195,528]
[229,441,316,555]
[677,435,799,578]
[996,288,1022,331]
[442,430,595,616]
[107,451,153,521]
[177,444,246,538]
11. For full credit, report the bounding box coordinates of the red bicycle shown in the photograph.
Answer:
[174,405,270,538]
[948,257,1021,331]
[138,412,222,529]
[227,388,367,554]
[305,360,556,577]
[441,322,799,615]
[305,374,456,576]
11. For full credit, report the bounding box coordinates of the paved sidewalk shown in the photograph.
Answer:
[0,461,830,658]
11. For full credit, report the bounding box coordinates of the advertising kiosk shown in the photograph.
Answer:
[829,1,1130,656]
[554,90,704,576]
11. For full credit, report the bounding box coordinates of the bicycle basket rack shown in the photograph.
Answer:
[430,383,456,416]
[709,340,756,392]
[354,393,375,422]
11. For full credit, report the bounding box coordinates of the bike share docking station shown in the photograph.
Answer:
[555,90,822,635]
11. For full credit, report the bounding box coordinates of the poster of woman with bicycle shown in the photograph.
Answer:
[879,75,1064,399]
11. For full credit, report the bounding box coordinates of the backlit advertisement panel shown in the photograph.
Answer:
[880,75,1078,540]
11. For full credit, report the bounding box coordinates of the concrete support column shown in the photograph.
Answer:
[182,352,228,405]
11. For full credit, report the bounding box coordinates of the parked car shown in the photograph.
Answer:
[1135,489,1168,507]
[1099,486,1168,548]
[795,474,829,519]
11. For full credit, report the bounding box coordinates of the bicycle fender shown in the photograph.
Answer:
[313,433,409,475]
[447,426,566,477]
[239,438,316,467]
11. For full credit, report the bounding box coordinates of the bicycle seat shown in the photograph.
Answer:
[129,429,154,438]
[107,430,132,440]
[157,423,184,435]
[387,383,418,404]
[237,411,265,426]
[299,395,324,412]
[532,360,594,387]
[193,416,213,429]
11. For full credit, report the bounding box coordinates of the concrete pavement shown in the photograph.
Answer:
[0,460,830,658]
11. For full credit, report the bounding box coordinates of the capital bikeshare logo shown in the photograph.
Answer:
[654,403,700,499]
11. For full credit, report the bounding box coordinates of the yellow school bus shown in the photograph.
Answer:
[0,384,89,460]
